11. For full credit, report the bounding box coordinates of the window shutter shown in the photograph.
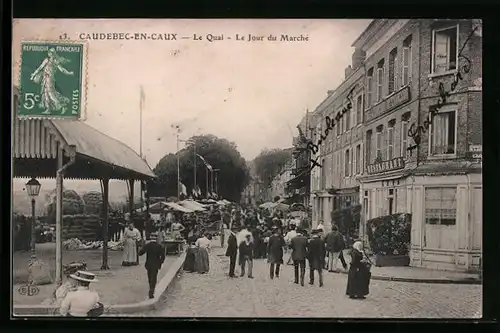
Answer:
[402,47,410,86]
[394,53,399,89]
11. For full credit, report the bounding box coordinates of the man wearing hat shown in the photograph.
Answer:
[307,229,326,287]
[225,226,239,278]
[138,232,166,299]
[284,222,298,265]
[267,226,285,279]
[59,271,100,317]
[290,228,308,286]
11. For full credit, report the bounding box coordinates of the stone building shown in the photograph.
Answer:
[355,19,482,272]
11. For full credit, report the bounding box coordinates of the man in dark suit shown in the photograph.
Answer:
[290,228,308,286]
[225,227,239,278]
[308,229,326,287]
[138,232,165,299]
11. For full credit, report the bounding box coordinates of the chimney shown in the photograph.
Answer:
[352,47,366,71]
[345,65,353,79]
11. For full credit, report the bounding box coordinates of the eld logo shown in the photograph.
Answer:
[18,284,40,297]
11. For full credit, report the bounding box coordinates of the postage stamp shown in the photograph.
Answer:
[18,42,87,119]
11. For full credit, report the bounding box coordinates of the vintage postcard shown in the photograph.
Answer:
[11,19,482,319]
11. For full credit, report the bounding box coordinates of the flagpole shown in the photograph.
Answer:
[176,132,180,200]
[139,87,144,212]
[206,167,209,199]
[194,143,197,193]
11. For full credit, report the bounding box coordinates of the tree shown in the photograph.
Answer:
[253,148,293,188]
[45,189,85,217]
[151,134,250,202]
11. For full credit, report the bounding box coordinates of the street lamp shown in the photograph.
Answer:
[25,178,41,262]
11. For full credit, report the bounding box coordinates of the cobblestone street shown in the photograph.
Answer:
[133,242,482,318]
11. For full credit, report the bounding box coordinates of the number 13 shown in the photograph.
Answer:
[23,93,40,110]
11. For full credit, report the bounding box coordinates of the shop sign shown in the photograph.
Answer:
[367,157,405,175]
[367,86,410,122]
[467,145,482,159]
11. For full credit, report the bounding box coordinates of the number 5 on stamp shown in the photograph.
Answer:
[19,42,87,119]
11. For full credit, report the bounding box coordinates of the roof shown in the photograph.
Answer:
[165,202,194,213]
[13,86,156,180]
[50,119,156,178]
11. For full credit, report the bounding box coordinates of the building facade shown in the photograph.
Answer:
[269,154,295,201]
[309,47,366,233]
[355,19,482,272]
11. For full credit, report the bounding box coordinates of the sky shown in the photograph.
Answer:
[12,19,370,195]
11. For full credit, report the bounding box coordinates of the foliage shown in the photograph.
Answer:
[82,191,103,215]
[366,213,412,256]
[150,134,250,202]
[253,148,292,188]
[331,204,361,239]
[46,189,85,217]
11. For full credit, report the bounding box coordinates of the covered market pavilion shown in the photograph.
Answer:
[12,86,156,286]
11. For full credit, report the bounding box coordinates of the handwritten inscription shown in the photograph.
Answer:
[306,86,356,169]
[406,26,477,153]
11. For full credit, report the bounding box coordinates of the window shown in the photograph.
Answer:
[432,26,458,74]
[388,48,398,93]
[430,109,456,155]
[336,151,340,179]
[336,111,341,136]
[388,188,395,215]
[425,187,457,226]
[376,126,384,160]
[367,68,374,107]
[345,149,350,177]
[402,35,412,86]
[387,120,395,159]
[366,130,372,165]
[355,144,361,174]
[401,120,408,158]
[356,95,363,125]
[345,107,350,130]
[376,60,385,102]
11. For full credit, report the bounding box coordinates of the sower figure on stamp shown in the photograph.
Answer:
[138,232,165,299]
[290,228,308,286]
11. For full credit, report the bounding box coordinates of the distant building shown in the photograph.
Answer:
[241,161,265,206]
[268,149,295,202]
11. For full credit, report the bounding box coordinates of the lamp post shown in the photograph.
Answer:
[25,178,41,273]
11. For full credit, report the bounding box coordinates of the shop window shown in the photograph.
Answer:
[402,35,412,86]
[367,68,374,107]
[432,25,458,74]
[387,119,395,160]
[388,48,398,94]
[429,109,457,156]
[376,59,385,102]
[425,187,457,225]
[366,130,372,165]
[388,188,395,215]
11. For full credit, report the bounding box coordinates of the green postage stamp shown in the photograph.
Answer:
[18,42,87,119]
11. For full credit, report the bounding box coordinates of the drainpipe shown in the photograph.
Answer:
[55,145,76,287]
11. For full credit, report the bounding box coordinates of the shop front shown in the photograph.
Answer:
[407,163,482,272]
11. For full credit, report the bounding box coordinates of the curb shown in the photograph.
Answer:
[13,252,187,316]
[331,270,482,285]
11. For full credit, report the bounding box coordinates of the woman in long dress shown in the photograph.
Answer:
[346,241,371,299]
[194,233,211,274]
[29,48,74,114]
[122,222,142,266]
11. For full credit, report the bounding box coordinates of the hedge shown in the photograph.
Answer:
[366,213,411,256]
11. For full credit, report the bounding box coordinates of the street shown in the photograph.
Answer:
[132,245,482,318]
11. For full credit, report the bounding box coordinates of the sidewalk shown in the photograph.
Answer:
[328,250,481,284]
[13,243,187,316]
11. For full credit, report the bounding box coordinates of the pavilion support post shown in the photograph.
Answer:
[101,177,110,270]
[55,147,64,287]
[128,179,135,217]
